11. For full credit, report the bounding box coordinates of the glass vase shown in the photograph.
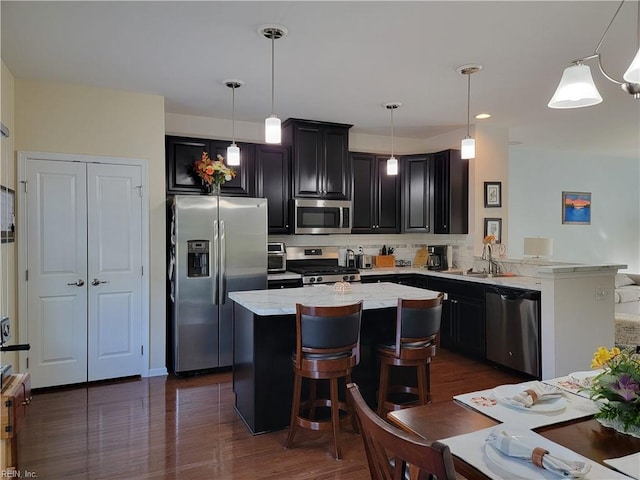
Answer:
[202,182,220,196]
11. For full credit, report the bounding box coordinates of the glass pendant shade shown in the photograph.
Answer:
[461,137,475,159]
[548,64,603,109]
[227,143,240,166]
[265,115,281,144]
[386,156,398,175]
[623,47,640,83]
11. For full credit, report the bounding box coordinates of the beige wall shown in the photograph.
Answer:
[1,61,17,368]
[14,78,167,373]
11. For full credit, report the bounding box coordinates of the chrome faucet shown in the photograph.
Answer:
[483,244,501,275]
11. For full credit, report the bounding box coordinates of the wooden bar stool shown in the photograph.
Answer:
[376,293,444,417]
[284,301,363,459]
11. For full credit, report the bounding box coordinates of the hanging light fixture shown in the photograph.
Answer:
[259,24,288,144]
[457,64,482,160]
[548,0,640,109]
[384,102,401,176]
[224,79,243,166]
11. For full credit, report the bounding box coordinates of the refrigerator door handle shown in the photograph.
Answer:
[213,219,219,305]
[220,220,226,305]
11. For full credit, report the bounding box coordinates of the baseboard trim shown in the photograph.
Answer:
[146,367,168,377]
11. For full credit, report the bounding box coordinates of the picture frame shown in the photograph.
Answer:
[484,217,502,243]
[0,185,15,243]
[562,191,591,225]
[484,181,502,208]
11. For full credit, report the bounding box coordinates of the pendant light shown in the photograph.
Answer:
[224,79,243,166]
[259,24,288,144]
[384,102,401,176]
[457,64,482,160]
[548,0,640,109]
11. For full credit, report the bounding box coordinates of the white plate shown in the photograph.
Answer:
[483,428,590,479]
[484,443,551,479]
[493,384,567,413]
[569,370,603,387]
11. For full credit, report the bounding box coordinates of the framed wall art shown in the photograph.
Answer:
[484,217,502,243]
[484,181,502,208]
[562,191,591,225]
[1,185,15,243]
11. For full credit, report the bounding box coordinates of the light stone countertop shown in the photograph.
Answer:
[229,282,441,316]
[267,267,545,290]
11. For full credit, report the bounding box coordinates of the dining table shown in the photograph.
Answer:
[387,379,640,480]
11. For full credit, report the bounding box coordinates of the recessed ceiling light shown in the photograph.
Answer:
[475,113,491,119]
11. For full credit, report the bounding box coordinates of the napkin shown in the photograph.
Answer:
[604,452,640,479]
[486,429,591,478]
[508,383,563,408]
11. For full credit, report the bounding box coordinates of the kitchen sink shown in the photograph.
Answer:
[443,271,518,279]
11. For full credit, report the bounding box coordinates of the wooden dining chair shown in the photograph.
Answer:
[347,382,458,480]
[284,301,363,459]
[376,293,444,416]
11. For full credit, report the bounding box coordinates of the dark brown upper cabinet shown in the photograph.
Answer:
[351,152,400,234]
[432,149,468,234]
[256,144,291,234]
[282,119,352,200]
[402,154,433,233]
[165,136,256,197]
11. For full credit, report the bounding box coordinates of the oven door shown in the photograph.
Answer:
[293,199,351,234]
[267,254,286,273]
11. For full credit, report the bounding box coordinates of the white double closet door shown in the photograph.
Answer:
[22,157,144,388]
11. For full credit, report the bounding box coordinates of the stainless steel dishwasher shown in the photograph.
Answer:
[485,286,541,378]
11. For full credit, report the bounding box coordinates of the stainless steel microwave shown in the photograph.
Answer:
[292,199,352,234]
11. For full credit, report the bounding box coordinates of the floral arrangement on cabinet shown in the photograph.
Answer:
[194,152,236,191]
[586,346,640,435]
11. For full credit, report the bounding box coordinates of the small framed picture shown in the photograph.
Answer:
[484,182,502,208]
[484,218,502,243]
[0,185,15,243]
[562,191,591,225]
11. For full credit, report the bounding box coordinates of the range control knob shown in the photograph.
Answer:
[342,275,349,281]
[316,277,323,283]
[349,275,356,281]
[309,277,316,283]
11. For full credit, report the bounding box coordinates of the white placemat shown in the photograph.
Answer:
[440,424,630,480]
[604,452,640,479]
[454,381,599,429]
[543,376,593,399]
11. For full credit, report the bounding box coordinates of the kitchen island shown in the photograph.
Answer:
[229,282,440,434]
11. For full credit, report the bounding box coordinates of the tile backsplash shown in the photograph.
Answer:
[269,233,575,274]
[268,233,471,267]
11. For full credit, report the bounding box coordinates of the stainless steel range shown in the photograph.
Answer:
[286,246,361,285]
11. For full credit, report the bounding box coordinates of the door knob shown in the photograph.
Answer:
[91,279,109,286]
[67,279,85,287]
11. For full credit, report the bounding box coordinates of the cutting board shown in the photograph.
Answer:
[413,246,429,268]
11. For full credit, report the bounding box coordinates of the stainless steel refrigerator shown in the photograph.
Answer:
[170,195,267,373]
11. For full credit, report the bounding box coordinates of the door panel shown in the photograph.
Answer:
[26,159,88,388]
[87,164,143,381]
[25,159,144,388]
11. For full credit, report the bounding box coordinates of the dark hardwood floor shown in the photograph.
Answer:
[18,349,527,479]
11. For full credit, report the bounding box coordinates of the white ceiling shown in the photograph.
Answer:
[2,1,640,158]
